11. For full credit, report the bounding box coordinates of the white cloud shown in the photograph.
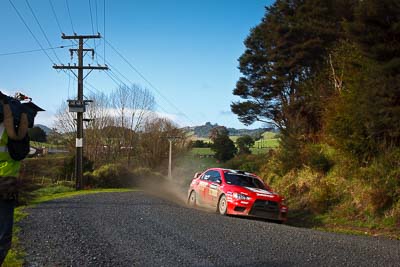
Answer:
[34,111,56,128]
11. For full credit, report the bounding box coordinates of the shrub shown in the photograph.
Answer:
[224,154,266,173]
[352,148,400,215]
[84,165,165,188]
[131,167,165,187]
[62,156,94,181]
[303,144,334,174]
[85,163,132,188]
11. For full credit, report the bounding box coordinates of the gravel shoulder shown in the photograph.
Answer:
[19,191,400,267]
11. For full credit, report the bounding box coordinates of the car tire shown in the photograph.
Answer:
[188,190,197,207]
[218,194,227,215]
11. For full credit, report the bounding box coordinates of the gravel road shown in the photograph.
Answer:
[19,191,400,267]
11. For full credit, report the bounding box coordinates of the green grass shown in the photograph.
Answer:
[189,140,279,156]
[253,138,279,149]
[4,187,135,266]
[262,132,278,139]
[190,147,214,156]
[30,141,65,149]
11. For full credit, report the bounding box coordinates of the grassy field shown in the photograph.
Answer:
[30,141,65,149]
[190,147,214,156]
[4,187,134,267]
[253,138,279,149]
[189,131,280,156]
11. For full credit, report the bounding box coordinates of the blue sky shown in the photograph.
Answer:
[0,0,272,129]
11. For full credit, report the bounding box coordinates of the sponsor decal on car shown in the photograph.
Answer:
[209,188,218,197]
[245,187,275,196]
[210,184,218,189]
[199,181,208,191]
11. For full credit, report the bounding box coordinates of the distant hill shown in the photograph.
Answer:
[184,122,274,139]
[35,124,52,135]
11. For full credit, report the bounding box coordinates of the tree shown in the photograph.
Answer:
[28,126,47,142]
[210,127,237,162]
[209,126,229,141]
[346,0,400,73]
[84,92,113,164]
[191,140,210,148]
[47,128,65,145]
[111,84,155,165]
[55,85,156,166]
[236,135,254,155]
[231,0,352,139]
[140,116,186,170]
[344,0,400,150]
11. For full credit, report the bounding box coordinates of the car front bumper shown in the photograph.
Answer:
[226,197,288,222]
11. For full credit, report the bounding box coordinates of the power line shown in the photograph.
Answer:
[103,68,172,116]
[103,0,106,64]
[48,0,63,33]
[80,47,175,116]
[105,70,122,87]
[87,45,133,86]
[0,45,73,57]
[94,0,99,33]
[104,39,195,125]
[89,0,95,35]
[25,0,63,63]
[9,0,101,104]
[87,44,178,116]
[88,0,98,62]
[65,0,75,33]
[8,0,56,64]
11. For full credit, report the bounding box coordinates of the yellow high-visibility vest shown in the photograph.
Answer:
[0,123,21,177]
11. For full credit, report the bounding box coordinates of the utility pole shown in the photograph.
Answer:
[167,136,181,179]
[54,33,108,190]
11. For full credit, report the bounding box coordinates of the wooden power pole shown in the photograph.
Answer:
[167,136,181,179]
[54,33,108,190]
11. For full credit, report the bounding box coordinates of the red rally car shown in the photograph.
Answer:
[187,168,288,223]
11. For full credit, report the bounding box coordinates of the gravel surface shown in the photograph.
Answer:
[19,191,400,267]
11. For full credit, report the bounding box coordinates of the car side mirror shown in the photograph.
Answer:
[215,179,222,185]
[193,172,201,179]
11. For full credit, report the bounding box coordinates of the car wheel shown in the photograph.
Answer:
[188,191,197,207]
[218,194,227,215]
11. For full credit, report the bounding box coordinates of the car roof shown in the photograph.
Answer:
[205,168,257,177]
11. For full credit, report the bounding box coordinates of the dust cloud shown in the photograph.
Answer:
[136,176,190,206]
[134,156,208,207]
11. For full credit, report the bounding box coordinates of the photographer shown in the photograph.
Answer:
[0,91,29,265]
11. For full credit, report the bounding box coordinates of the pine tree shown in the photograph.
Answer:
[232,0,350,138]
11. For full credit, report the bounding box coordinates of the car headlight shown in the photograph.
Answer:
[233,192,251,200]
[281,198,287,206]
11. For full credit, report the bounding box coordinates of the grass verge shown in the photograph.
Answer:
[3,187,135,267]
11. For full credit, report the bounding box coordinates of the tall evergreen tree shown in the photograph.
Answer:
[210,127,237,162]
[231,0,352,141]
[344,0,400,150]
[347,0,400,73]
[236,135,254,155]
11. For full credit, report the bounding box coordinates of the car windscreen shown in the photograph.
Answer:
[224,173,266,189]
